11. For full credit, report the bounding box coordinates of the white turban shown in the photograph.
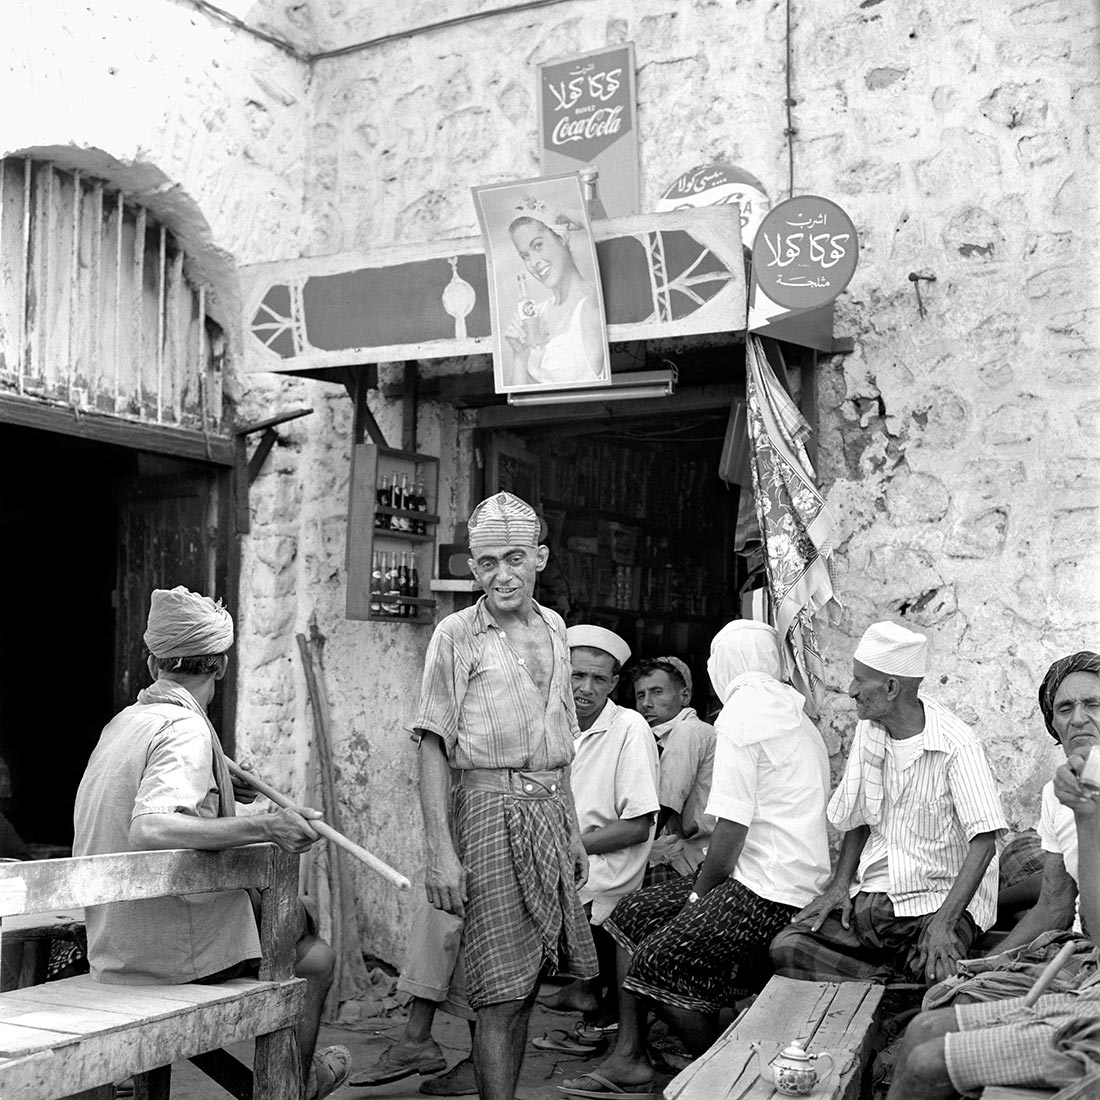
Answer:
[468,492,541,551]
[854,621,928,678]
[707,619,808,745]
[567,625,631,668]
[144,586,234,658]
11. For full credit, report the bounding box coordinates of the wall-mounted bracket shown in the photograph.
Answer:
[232,406,313,533]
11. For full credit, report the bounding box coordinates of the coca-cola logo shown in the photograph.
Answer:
[540,46,634,161]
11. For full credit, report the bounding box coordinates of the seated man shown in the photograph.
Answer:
[540,626,659,1023]
[633,657,716,885]
[770,621,1008,986]
[73,586,349,1100]
[561,621,832,1098]
[887,651,1100,1099]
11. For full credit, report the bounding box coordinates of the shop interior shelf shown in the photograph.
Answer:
[374,505,440,524]
[371,530,436,544]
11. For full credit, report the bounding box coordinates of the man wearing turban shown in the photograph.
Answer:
[412,493,597,1100]
[886,651,1100,1099]
[73,587,350,1100]
[770,620,1008,986]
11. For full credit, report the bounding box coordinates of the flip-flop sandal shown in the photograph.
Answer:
[310,1045,352,1100]
[574,1021,619,1044]
[349,1045,446,1086]
[556,1071,660,1100]
[532,1029,602,1055]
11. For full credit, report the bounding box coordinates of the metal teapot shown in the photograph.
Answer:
[754,1039,835,1096]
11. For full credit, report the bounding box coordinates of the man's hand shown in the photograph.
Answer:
[265,805,323,854]
[793,882,853,931]
[1055,756,1100,820]
[230,759,260,805]
[913,915,967,983]
[572,836,589,890]
[425,846,467,918]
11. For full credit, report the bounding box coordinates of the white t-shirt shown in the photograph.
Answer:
[1037,779,1082,933]
[705,711,831,909]
[572,700,660,925]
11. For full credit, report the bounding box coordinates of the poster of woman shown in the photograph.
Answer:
[472,172,609,393]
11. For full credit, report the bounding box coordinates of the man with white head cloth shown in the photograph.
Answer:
[770,621,1008,987]
[561,620,830,1098]
[413,493,596,1100]
[74,586,349,1100]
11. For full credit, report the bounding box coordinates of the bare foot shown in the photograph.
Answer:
[539,983,599,1015]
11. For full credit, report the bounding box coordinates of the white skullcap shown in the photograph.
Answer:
[567,625,631,668]
[854,621,928,678]
[468,492,541,551]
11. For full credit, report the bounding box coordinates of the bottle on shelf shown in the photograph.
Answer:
[409,551,420,608]
[369,551,383,614]
[398,551,412,618]
[390,472,406,532]
[376,472,392,529]
[383,551,402,616]
[413,476,427,534]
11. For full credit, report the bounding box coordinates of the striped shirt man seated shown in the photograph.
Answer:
[769,620,1008,986]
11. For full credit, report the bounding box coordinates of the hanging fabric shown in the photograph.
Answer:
[743,334,837,716]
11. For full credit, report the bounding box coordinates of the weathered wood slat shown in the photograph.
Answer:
[0,978,303,1096]
[0,846,274,917]
[980,1090,1059,1100]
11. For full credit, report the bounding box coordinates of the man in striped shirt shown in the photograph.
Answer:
[413,492,597,1100]
[770,621,1008,985]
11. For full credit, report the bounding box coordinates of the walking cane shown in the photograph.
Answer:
[1023,940,1078,1007]
[227,759,411,891]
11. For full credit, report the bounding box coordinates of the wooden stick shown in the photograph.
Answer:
[226,759,411,891]
[1022,940,1077,1007]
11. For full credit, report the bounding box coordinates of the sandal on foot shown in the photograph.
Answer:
[349,1042,446,1086]
[557,1071,660,1100]
[419,1057,478,1096]
[574,1021,619,1044]
[309,1045,352,1100]
[532,1029,602,1055]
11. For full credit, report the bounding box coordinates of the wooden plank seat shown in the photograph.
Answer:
[980,1090,1059,1099]
[664,976,884,1100]
[0,845,305,1100]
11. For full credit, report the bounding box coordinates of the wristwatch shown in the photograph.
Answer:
[687,891,701,903]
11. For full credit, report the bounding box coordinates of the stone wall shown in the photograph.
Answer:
[8,0,1098,973]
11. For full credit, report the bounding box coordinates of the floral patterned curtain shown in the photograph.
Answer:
[744,335,837,716]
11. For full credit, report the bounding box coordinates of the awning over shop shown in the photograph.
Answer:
[239,208,748,377]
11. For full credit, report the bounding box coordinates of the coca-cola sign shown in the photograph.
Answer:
[539,44,638,218]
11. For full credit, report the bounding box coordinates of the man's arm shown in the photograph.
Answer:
[914,830,997,982]
[1054,756,1100,939]
[582,813,655,855]
[418,731,466,917]
[130,805,321,853]
[692,818,748,898]
[793,825,869,930]
[998,851,1078,951]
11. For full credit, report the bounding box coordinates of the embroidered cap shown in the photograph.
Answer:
[468,492,541,551]
[854,621,928,678]
[567,625,631,668]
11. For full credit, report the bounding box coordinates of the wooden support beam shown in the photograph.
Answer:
[189,1050,252,1100]
[402,360,418,452]
[353,368,388,448]
[247,427,279,485]
[234,435,250,535]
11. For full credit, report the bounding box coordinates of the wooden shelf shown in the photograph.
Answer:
[371,529,437,544]
[374,505,440,524]
[430,579,478,593]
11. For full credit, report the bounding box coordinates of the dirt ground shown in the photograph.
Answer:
[168,993,639,1100]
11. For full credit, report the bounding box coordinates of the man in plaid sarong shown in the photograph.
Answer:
[413,493,597,1100]
[887,651,1100,1099]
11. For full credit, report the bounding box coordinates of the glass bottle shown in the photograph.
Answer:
[384,551,402,616]
[516,272,543,347]
[580,165,608,220]
[376,472,391,529]
[369,551,383,614]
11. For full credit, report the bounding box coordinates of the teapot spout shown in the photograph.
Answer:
[750,1041,773,1084]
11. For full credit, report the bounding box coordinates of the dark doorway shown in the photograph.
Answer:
[0,424,230,851]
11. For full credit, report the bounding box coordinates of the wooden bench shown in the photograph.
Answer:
[980,1090,1059,1099]
[664,976,884,1100]
[0,844,305,1100]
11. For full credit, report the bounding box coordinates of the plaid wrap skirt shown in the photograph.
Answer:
[455,786,596,1009]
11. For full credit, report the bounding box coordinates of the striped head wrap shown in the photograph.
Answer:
[144,586,234,659]
[1039,651,1100,743]
[468,492,541,551]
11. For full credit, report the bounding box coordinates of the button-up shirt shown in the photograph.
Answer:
[649,707,716,875]
[828,696,1008,929]
[572,700,660,924]
[412,596,578,770]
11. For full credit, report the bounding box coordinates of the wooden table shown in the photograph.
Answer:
[664,976,884,1100]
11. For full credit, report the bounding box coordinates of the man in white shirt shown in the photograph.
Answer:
[770,621,1008,986]
[539,625,659,1024]
[886,650,1100,1099]
[561,621,831,1098]
[633,657,716,883]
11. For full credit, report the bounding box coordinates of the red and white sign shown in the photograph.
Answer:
[538,44,639,218]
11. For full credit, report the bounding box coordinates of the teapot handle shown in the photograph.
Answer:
[812,1051,835,1081]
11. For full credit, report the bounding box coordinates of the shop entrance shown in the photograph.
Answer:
[0,423,231,852]
[485,409,749,719]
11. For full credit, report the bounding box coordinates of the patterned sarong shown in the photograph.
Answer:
[455,787,596,1009]
[606,875,795,1013]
